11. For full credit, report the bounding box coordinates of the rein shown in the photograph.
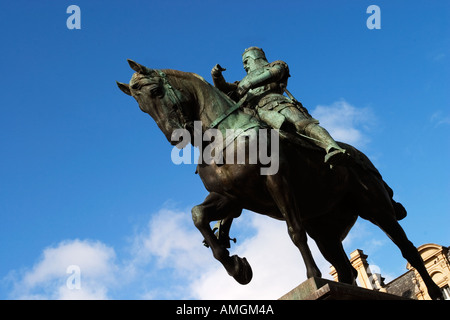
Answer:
[156,70,190,129]
[157,70,259,143]
[209,95,247,129]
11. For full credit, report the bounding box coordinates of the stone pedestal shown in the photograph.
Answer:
[279,277,409,300]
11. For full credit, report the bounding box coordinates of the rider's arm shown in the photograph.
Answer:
[211,64,239,96]
[237,63,287,97]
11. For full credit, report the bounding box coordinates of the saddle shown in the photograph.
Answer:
[279,129,382,179]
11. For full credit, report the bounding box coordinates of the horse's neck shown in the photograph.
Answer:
[165,70,257,133]
[195,84,229,125]
[192,79,258,134]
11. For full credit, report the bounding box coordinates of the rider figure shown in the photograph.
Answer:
[211,46,348,166]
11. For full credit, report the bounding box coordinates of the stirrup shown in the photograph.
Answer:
[324,148,348,167]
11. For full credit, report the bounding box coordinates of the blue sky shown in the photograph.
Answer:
[0,0,448,299]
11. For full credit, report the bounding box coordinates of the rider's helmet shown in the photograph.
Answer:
[242,47,268,72]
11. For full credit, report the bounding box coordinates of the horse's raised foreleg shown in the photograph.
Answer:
[211,217,236,249]
[191,192,252,285]
[266,173,322,279]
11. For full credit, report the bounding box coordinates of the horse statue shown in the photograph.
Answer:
[116,59,443,299]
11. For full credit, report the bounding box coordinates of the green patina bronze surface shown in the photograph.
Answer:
[212,46,347,165]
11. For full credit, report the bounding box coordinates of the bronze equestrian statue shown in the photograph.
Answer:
[116,57,443,300]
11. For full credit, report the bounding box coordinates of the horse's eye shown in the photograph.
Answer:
[150,86,163,97]
[131,83,140,90]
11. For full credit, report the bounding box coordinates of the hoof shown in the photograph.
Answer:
[306,269,322,279]
[428,284,444,300]
[230,255,253,285]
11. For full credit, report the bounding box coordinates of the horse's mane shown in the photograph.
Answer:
[161,69,236,107]
[161,69,209,87]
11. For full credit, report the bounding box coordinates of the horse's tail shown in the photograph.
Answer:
[342,142,407,221]
[393,201,407,220]
[383,181,407,220]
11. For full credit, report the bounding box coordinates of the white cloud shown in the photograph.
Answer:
[126,208,218,299]
[128,208,331,299]
[8,239,118,299]
[131,208,210,273]
[5,209,331,300]
[430,110,450,127]
[128,209,331,300]
[311,99,375,148]
[190,214,331,300]
[432,53,446,61]
[5,208,212,300]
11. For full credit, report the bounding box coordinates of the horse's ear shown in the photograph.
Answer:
[127,59,153,75]
[116,81,131,96]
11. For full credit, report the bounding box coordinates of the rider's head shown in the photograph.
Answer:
[242,47,268,73]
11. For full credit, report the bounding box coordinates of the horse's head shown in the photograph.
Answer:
[117,59,194,146]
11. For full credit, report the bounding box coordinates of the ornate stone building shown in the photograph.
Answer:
[330,243,450,300]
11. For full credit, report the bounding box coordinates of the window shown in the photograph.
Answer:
[441,285,450,300]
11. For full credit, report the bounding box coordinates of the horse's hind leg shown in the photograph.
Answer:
[292,226,322,278]
[370,212,443,299]
[191,192,252,285]
[266,174,322,279]
[311,230,357,284]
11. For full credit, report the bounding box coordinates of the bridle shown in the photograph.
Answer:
[155,69,193,131]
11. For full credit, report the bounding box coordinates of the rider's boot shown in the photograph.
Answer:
[303,123,349,167]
